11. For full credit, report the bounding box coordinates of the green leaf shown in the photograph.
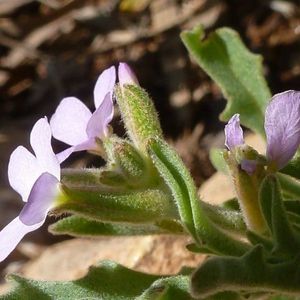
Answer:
[181,26,271,136]
[1,261,161,300]
[277,173,300,199]
[281,154,300,180]
[137,276,193,300]
[55,185,178,225]
[246,230,273,251]
[49,216,185,237]
[202,202,246,235]
[222,198,240,211]
[186,243,216,255]
[259,175,300,255]
[209,148,228,174]
[191,245,300,298]
[147,137,250,256]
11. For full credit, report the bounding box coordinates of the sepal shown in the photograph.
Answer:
[102,136,156,187]
[115,84,163,152]
[224,147,267,233]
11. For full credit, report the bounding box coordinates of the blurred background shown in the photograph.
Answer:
[0,0,299,283]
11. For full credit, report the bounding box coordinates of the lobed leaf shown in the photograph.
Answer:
[191,245,300,299]
[181,26,271,136]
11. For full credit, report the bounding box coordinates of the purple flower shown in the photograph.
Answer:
[225,90,300,171]
[224,114,244,150]
[0,118,60,262]
[118,62,139,86]
[265,90,300,169]
[50,66,116,162]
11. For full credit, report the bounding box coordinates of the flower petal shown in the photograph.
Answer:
[30,118,60,180]
[265,90,300,169]
[118,62,139,86]
[225,114,244,150]
[94,66,116,109]
[0,217,43,262]
[56,139,97,163]
[50,97,92,146]
[86,93,114,139]
[8,146,41,202]
[0,173,60,262]
[19,173,59,225]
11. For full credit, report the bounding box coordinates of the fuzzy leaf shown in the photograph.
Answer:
[281,154,300,180]
[1,261,161,300]
[277,173,300,199]
[202,202,246,235]
[49,215,185,237]
[191,245,300,298]
[55,185,178,225]
[181,26,271,136]
[259,175,300,255]
[147,137,250,256]
[209,148,228,174]
[137,275,192,300]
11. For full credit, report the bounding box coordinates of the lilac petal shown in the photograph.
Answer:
[19,173,59,225]
[94,66,116,109]
[8,146,41,202]
[56,139,97,163]
[56,146,75,164]
[30,118,60,180]
[87,93,114,139]
[50,97,92,146]
[224,114,244,150]
[0,173,59,262]
[241,159,257,174]
[118,62,139,86]
[265,90,300,169]
[0,217,42,262]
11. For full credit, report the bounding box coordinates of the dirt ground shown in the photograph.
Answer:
[0,0,299,282]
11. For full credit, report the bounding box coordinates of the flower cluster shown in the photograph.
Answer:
[0,63,136,262]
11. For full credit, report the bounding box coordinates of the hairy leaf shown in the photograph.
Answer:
[1,261,160,300]
[49,216,185,237]
[55,183,178,225]
[137,275,192,300]
[259,175,300,255]
[281,154,300,180]
[191,245,300,298]
[209,148,228,174]
[147,137,250,256]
